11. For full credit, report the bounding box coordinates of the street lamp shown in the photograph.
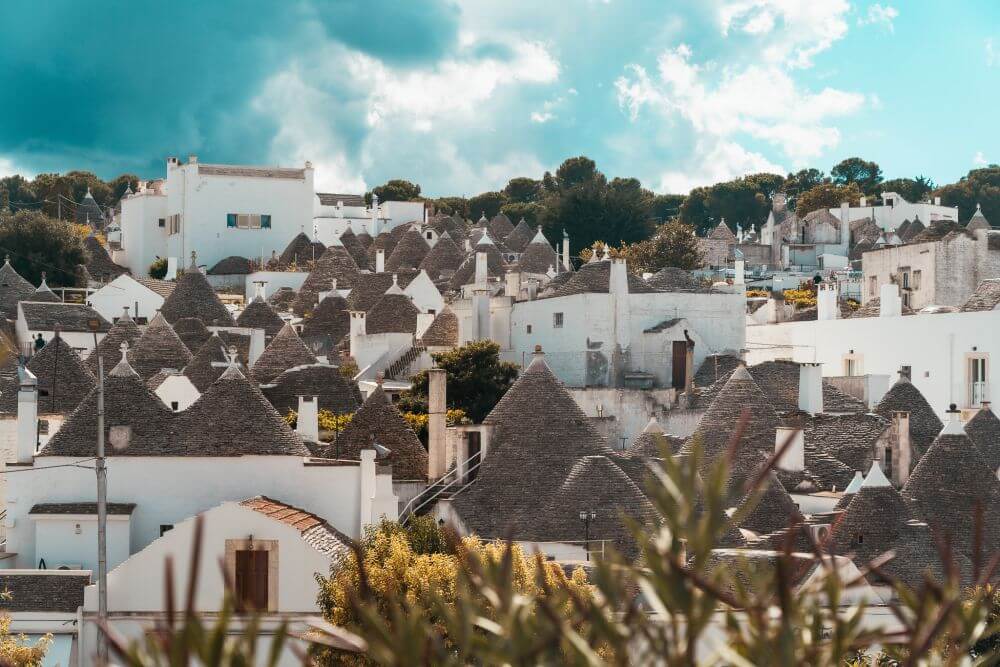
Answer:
[578,509,597,561]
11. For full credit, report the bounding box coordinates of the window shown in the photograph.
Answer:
[901,271,910,289]
[969,355,988,406]
[912,270,922,290]
[843,355,862,376]
[526,324,532,334]
[426,232,433,239]
[856,533,864,545]
[167,214,181,235]
[235,550,269,611]
[159,524,173,537]
[427,309,436,316]
[170,401,179,411]
[869,276,877,296]
[883,448,892,481]
[227,213,271,230]
[553,313,564,328]
[157,218,165,228]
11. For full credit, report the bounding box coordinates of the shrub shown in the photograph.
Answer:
[148,257,168,279]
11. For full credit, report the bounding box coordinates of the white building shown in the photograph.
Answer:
[87,274,176,324]
[313,192,426,244]
[829,193,958,232]
[115,157,316,277]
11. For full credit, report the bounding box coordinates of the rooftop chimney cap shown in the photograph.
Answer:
[533,344,543,356]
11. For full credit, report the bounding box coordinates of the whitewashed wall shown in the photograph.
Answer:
[87,275,165,323]
[116,191,168,277]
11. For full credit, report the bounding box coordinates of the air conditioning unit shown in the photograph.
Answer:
[808,524,831,543]
[54,563,82,571]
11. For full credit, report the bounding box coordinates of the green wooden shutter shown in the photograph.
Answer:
[226,213,237,228]
[261,214,271,229]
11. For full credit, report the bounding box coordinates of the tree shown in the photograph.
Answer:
[0,604,50,666]
[782,168,827,209]
[552,155,598,190]
[108,173,140,201]
[0,175,37,212]
[0,209,89,286]
[500,201,543,226]
[398,340,519,423]
[831,157,883,195]
[367,180,422,204]
[430,197,469,218]
[677,173,784,235]
[502,177,541,203]
[467,191,506,220]
[649,193,685,223]
[934,166,1000,223]
[622,219,704,272]
[795,181,862,217]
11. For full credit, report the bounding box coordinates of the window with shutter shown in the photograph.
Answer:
[235,550,268,611]
[250,214,261,229]
[227,213,237,228]
[261,214,271,229]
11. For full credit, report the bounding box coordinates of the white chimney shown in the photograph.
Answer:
[816,282,839,321]
[359,448,376,531]
[474,251,488,286]
[16,367,38,463]
[370,193,381,237]
[775,426,804,472]
[879,283,902,317]
[734,259,745,285]
[505,270,520,300]
[427,368,447,480]
[248,327,266,366]
[562,230,571,271]
[934,196,941,206]
[892,411,911,486]
[165,256,178,280]
[798,362,824,414]
[296,395,319,443]
[375,249,385,273]
[349,311,366,359]
[471,289,490,341]
[859,196,867,208]
[840,201,850,247]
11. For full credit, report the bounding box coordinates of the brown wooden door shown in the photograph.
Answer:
[235,550,268,611]
[672,341,687,389]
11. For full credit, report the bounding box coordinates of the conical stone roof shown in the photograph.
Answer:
[261,364,361,417]
[250,323,318,384]
[159,259,235,326]
[128,312,193,380]
[874,377,942,459]
[453,351,613,539]
[418,232,465,280]
[503,218,534,253]
[736,471,804,535]
[365,287,419,334]
[355,230,373,249]
[967,204,990,232]
[419,309,458,347]
[300,294,349,343]
[278,232,318,268]
[449,239,507,289]
[236,297,285,338]
[172,316,211,354]
[900,218,925,242]
[174,363,310,456]
[28,335,96,415]
[832,462,913,563]
[537,454,657,559]
[551,261,657,297]
[333,387,428,480]
[626,418,682,459]
[291,246,359,317]
[75,189,105,226]
[646,267,706,292]
[39,346,174,457]
[267,287,297,312]
[965,406,1000,473]
[385,227,431,272]
[85,308,141,376]
[516,228,559,274]
[0,256,36,319]
[339,228,370,269]
[182,334,229,392]
[344,271,419,313]
[683,365,780,500]
[902,424,1000,560]
[488,212,515,239]
[30,275,60,303]
[83,236,128,281]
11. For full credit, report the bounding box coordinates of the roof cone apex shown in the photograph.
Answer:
[108,343,139,378]
[862,461,891,488]
[941,418,966,436]
[530,227,547,244]
[730,365,752,381]
[642,417,664,434]
[843,471,864,494]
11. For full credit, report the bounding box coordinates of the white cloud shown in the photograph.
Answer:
[0,156,31,180]
[987,38,998,68]
[717,0,850,68]
[530,93,571,124]
[858,4,899,33]
[974,151,988,166]
[658,139,785,193]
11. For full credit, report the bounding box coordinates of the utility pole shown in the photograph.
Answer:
[89,319,108,664]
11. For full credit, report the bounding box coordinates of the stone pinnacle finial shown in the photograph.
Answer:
[119,341,129,364]
[189,250,197,269]
[376,371,385,387]
[226,346,239,368]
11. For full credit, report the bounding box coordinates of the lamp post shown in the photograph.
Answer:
[88,318,108,664]
[578,509,596,561]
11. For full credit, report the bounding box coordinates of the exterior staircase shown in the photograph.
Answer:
[385,345,425,381]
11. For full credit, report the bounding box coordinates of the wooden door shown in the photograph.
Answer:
[672,341,687,389]
[235,550,268,611]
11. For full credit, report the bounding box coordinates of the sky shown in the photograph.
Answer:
[0,0,997,197]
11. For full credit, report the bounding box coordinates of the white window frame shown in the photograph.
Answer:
[967,353,989,407]
[553,313,564,328]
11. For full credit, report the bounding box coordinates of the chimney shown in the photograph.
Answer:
[359,448,376,532]
[526,280,538,301]
[798,362,824,414]
[775,426,804,472]
[474,251,488,286]
[349,311,366,358]
[248,327,266,366]
[816,282,839,321]
[16,367,38,463]
[892,411,911,486]
[934,196,941,206]
[166,156,178,168]
[296,395,319,443]
[505,270,520,300]
[734,258,745,285]
[878,283,902,317]
[427,368,447,479]
[859,196,867,208]
[165,256,179,280]
[375,249,385,273]
[188,154,198,164]
[898,365,911,382]
[370,193,381,237]
[562,230,571,271]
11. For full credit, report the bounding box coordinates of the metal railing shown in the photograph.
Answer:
[400,452,484,524]
[970,381,989,406]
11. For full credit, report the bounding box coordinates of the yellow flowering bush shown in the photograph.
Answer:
[783,288,817,308]
[0,611,50,666]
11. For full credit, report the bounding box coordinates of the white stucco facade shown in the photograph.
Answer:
[87,274,166,323]
[828,193,958,232]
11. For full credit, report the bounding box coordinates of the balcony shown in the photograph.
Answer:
[970,381,989,407]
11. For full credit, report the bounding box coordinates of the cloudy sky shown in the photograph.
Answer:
[1,1,996,196]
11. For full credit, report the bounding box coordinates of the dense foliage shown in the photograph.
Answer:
[399,340,519,423]
[148,257,168,279]
[619,219,704,272]
[0,209,88,286]
[0,170,137,220]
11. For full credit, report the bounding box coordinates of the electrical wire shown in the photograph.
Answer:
[3,458,97,474]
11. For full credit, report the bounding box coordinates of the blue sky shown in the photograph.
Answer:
[0,0,996,196]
